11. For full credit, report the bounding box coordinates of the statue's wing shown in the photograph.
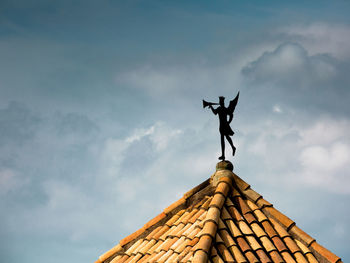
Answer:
[228,91,240,114]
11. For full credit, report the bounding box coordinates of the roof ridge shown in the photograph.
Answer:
[192,175,233,263]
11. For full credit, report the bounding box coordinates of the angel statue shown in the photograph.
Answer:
[203,92,239,160]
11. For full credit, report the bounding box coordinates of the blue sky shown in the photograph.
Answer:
[1,1,350,262]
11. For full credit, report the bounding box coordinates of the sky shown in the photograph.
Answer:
[1,0,350,262]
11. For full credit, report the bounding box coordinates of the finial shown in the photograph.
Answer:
[216,160,233,171]
[210,160,234,187]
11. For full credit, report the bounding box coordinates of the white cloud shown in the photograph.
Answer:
[239,115,350,194]
[126,122,182,151]
[283,23,350,60]
[273,105,282,113]
[115,62,244,100]
[298,118,350,146]
[300,143,350,173]
[242,42,337,86]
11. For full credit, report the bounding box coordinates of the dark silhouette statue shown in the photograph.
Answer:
[203,92,239,160]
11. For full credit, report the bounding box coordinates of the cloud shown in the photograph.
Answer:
[242,42,337,87]
[115,62,243,101]
[239,41,350,119]
[282,23,350,60]
[238,115,350,194]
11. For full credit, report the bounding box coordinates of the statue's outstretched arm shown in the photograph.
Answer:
[210,105,218,115]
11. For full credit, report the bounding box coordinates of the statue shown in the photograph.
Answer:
[203,92,239,160]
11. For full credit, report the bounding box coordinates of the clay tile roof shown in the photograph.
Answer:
[96,161,342,263]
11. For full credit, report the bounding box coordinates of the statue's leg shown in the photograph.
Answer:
[226,135,236,156]
[219,133,225,160]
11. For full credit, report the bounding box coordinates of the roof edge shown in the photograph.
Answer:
[231,173,342,263]
[97,178,211,263]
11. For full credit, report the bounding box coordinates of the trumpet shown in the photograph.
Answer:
[202,100,219,108]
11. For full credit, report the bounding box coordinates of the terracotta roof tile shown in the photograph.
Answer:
[271,236,287,253]
[269,250,284,263]
[158,249,174,261]
[218,228,236,248]
[147,240,163,254]
[206,207,221,225]
[136,254,150,263]
[245,235,262,251]
[139,239,156,255]
[243,212,257,224]
[231,187,241,198]
[125,239,143,255]
[215,233,236,262]
[152,225,170,240]
[126,253,142,263]
[116,254,129,263]
[163,197,186,215]
[252,209,268,223]
[97,160,341,263]
[289,225,315,246]
[269,218,290,238]
[260,236,277,253]
[220,207,231,221]
[283,236,301,254]
[210,247,225,263]
[250,222,267,238]
[280,251,296,263]
[236,236,251,253]
[245,250,259,263]
[183,179,210,200]
[189,208,206,224]
[242,188,262,203]
[294,251,308,263]
[143,212,166,230]
[232,173,250,191]
[263,207,294,230]
[225,219,243,237]
[237,196,252,215]
[195,234,212,253]
[216,242,235,262]
[202,221,218,239]
[246,199,259,211]
[227,204,244,221]
[305,253,319,263]
[229,245,247,263]
[256,198,273,208]
[256,248,272,263]
[109,255,123,263]
[311,241,342,263]
[165,252,180,262]
[119,228,145,247]
[99,244,123,262]
[261,220,278,238]
[238,221,253,235]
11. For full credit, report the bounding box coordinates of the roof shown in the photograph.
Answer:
[96,161,342,263]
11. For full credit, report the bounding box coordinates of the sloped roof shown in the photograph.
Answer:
[96,161,342,263]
